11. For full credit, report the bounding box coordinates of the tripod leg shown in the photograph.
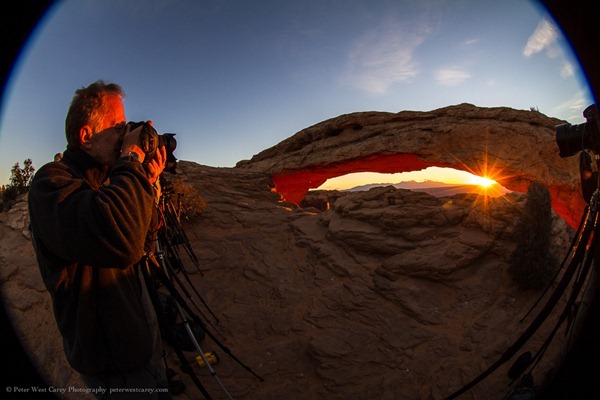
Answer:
[160,247,222,327]
[139,259,214,400]
[151,250,265,382]
[154,250,236,399]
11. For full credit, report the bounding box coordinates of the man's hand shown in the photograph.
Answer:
[120,124,146,163]
[145,145,166,184]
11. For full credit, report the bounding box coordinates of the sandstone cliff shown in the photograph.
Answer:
[0,104,587,399]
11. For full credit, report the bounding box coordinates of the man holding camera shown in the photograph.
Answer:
[28,80,171,399]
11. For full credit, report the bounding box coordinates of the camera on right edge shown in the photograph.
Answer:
[555,104,600,158]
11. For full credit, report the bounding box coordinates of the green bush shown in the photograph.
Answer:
[1,159,35,211]
[509,182,558,289]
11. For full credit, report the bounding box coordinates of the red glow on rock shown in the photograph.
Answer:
[272,153,434,204]
[271,153,585,230]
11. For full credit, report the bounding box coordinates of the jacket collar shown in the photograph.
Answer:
[61,146,111,189]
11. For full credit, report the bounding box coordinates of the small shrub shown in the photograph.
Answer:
[9,159,35,191]
[1,159,35,211]
[509,182,558,289]
[163,177,206,221]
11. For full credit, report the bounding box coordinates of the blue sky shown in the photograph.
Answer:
[0,0,593,186]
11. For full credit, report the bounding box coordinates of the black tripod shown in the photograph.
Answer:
[138,177,264,400]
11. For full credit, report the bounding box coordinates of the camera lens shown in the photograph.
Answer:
[556,122,588,158]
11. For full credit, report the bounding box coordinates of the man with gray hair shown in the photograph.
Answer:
[28,80,171,399]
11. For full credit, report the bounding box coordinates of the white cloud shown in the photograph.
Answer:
[523,19,559,58]
[462,38,480,46]
[435,67,471,86]
[342,19,428,94]
[550,90,594,123]
[560,61,574,78]
[523,18,578,80]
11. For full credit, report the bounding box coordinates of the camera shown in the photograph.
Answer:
[555,104,600,158]
[556,104,600,204]
[127,121,177,174]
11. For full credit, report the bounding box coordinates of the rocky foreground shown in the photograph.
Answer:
[0,159,581,400]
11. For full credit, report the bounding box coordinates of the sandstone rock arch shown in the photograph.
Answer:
[237,103,583,228]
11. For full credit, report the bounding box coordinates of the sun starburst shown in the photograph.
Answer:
[469,175,497,188]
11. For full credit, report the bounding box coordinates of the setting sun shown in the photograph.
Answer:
[469,175,497,188]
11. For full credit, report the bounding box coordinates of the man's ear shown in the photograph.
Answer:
[79,125,93,149]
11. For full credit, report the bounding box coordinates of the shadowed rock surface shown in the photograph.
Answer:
[0,104,587,399]
[1,162,580,400]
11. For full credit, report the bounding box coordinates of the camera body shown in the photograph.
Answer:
[556,104,600,203]
[127,121,177,174]
[555,104,600,158]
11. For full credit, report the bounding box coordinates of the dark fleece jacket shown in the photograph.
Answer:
[28,146,160,376]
